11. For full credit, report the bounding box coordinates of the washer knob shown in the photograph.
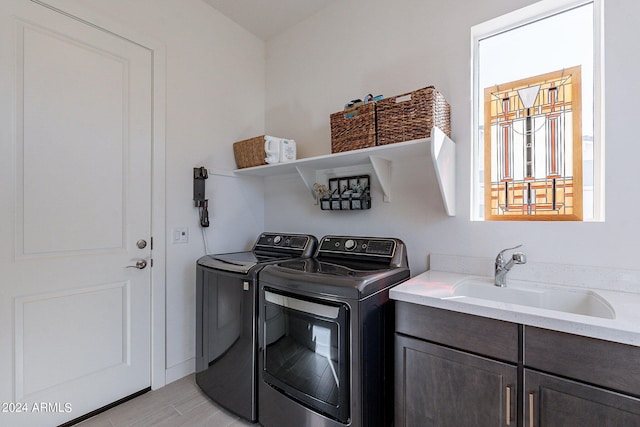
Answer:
[273,235,282,244]
[344,239,356,250]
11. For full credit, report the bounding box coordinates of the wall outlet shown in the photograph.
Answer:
[172,227,189,244]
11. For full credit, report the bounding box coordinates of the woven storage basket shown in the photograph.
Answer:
[233,135,267,169]
[330,103,376,153]
[376,86,451,145]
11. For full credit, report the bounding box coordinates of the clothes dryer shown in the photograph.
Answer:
[258,235,409,427]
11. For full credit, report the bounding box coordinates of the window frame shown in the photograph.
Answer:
[470,0,604,221]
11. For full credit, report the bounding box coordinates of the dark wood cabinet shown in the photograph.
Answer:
[395,302,519,363]
[524,326,640,426]
[524,326,640,396]
[396,334,516,427]
[524,369,640,427]
[395,302,640,426]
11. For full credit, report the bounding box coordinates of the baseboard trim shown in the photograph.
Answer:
[165,358,195,385]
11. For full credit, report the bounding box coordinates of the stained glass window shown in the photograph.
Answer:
[484,67,583,220]
[472,1,602,222]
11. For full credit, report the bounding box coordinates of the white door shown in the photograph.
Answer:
[0,1,153,426]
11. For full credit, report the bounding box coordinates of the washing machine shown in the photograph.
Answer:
[195,232,317,422]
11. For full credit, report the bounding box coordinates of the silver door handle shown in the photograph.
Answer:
[506,385,512,425]
[126,259,147,269]
[529,392,535,427]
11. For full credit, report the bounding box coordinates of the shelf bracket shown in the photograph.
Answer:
[430,127,456,216]
[295,166,318,203]
[369,156,392,202]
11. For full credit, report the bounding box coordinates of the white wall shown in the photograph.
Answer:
[24,0,639,387]
[264,0,640,278]
[73,0,267,378]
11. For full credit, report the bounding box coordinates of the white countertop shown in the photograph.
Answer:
[390,269,640,347]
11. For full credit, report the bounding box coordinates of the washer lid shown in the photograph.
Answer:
[197,251,287,274]
[197,233,318,274]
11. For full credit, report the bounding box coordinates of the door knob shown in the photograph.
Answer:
[126,259,147,269]
[136,239,147,249]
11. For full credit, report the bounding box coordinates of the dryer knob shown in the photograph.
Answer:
[273,235,282,244]
[344,239,356,251]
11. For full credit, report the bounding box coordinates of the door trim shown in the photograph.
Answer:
[31,0,167,390]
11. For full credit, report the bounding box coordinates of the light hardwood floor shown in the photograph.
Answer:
[76,375,257,427]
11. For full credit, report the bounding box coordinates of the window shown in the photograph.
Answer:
[472,0,603,221]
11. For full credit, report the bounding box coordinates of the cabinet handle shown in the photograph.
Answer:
[505,385,511,426]
[529,392,535,427]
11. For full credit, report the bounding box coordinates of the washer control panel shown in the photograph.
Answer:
[255,233,316,252]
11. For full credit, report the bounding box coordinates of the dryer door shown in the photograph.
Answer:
[262,288,350,423]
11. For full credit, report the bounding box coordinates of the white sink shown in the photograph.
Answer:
[447,278,616,319]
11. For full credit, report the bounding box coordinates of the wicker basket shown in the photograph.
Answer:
[233,135,267,169]
[376,86,451,145]
[330,103,377,153]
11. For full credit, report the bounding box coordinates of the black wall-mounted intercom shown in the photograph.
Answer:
[194,167,209,227]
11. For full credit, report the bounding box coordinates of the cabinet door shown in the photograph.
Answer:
[396,334,517,427]
[525,369,640,427]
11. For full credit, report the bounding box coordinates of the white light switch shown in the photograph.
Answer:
[172,227,189,244]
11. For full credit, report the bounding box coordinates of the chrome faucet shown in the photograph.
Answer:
[494,245,527,287]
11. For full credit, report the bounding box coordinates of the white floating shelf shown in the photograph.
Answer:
[234,127,456,216]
